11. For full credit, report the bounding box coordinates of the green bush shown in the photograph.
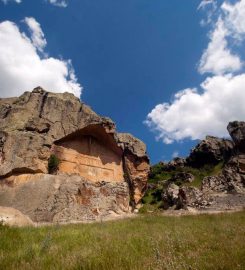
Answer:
[48,154,60,174]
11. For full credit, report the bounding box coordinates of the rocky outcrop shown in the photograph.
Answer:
[201,122,245,194]
[178,122,245,209]
[0,87,150,223]
[147,121,245,213]
[187,136,234,168]
[162,184,210,210]
[201,157,245,193]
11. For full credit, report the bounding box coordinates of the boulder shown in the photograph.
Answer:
[0,206,34,227]
[161,184,180,209]
[187,136,234,168]
[0,87,150,222]
[162,184,210,210]
[178,186,207,209]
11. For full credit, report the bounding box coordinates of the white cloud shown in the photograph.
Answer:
[1,0,21,3]
[0,19,82,98]
[47,0,67,7]
[23,17,47,53]
[198,18,242,75]
[146,74,245,143]
[222,0,245,40]
[146,0,245,144]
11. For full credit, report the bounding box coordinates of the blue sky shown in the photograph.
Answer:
[1,0,245,164]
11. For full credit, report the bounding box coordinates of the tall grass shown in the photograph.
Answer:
[0,211,244,270]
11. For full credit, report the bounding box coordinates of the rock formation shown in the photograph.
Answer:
[0,206,34,227]
[0,87,150,223]
[162,184,209,210]
[147,122,245,212]
[186,136,234,168]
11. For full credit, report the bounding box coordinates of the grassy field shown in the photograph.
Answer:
[0,211,245,270]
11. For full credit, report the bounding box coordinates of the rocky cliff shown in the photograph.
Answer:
[144,122,245,212]
[0,87,150,223]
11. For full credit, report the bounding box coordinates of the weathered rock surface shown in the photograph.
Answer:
[0,174,129,222]
[0,87,150,223]
[187,136,234,168]
[162,184,210,210]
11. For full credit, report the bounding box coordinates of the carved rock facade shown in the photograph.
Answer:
[0,87,150,223]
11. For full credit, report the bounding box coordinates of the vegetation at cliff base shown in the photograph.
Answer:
[0,211,244,270]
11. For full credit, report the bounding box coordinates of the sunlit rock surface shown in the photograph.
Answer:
[0,87,150,223]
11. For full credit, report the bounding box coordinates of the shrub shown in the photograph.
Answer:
[48,154,60,174]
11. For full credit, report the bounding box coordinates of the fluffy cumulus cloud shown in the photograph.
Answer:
[0,18,82,98]
[146,0,245,144]
[146,74,245,143]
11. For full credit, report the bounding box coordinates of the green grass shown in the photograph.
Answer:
[0,211,245,270]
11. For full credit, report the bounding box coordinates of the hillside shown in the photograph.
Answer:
[141,127,245,213]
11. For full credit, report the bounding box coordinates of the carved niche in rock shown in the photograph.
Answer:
[52,125,124,182]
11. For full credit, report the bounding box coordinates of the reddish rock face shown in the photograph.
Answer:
[0,88,150,223]
[124,154,149,204]
[53,135,124,183]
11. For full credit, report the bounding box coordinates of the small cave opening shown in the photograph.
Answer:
[52,125,124,182]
